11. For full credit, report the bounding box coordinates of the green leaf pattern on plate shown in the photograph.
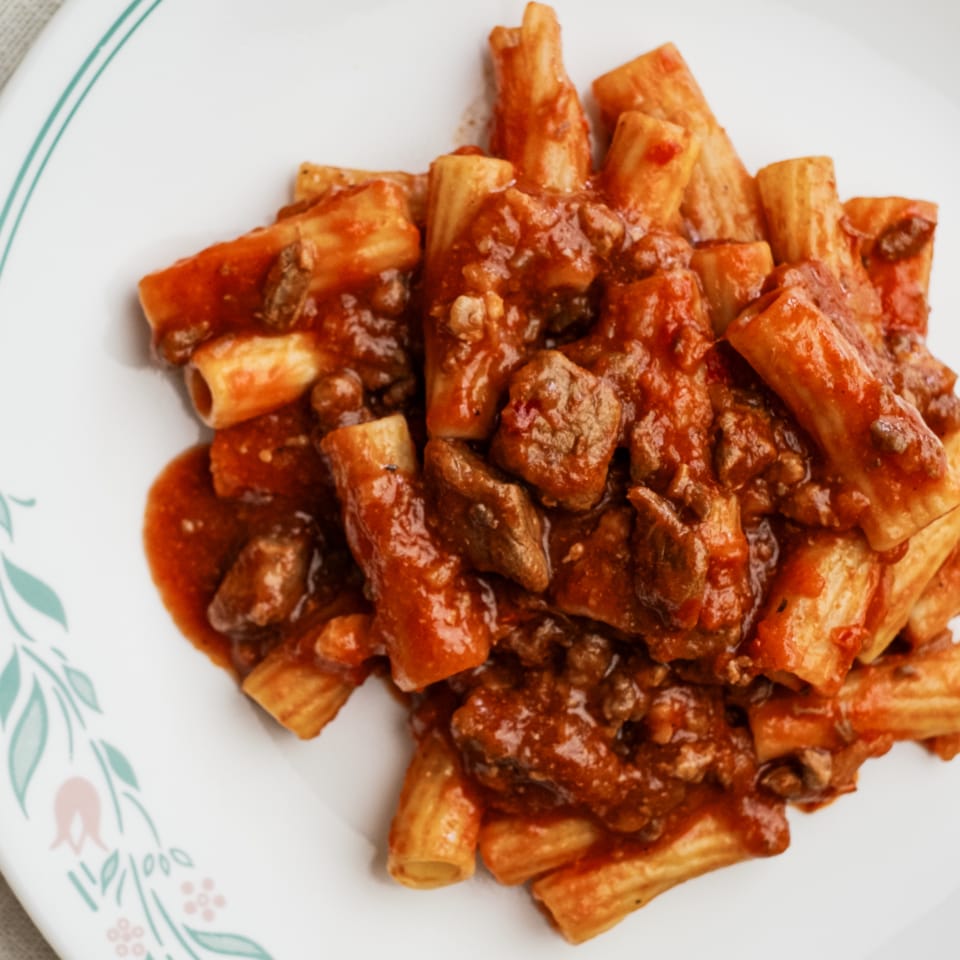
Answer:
[0,0,274,951]
[2,556,67,630]
[0,650,21,727]
[0,495,11,539]
[186,928,274,960]
[102,740,139,790]
[63,664,101,712]
[101,849,120,893]
[170,848,194,868]
[8,677,47,814]
[0,487,274,958]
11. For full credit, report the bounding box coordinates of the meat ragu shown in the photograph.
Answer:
[138,2,960,945]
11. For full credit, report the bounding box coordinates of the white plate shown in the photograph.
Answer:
[1,1,959,958]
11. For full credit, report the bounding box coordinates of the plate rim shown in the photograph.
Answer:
[0,2,959,958]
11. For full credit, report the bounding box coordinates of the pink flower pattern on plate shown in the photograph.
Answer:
[106,917,145,957]
[50,777,107,855]
[182,877,227,923]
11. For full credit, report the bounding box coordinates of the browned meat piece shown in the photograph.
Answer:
[599,668,649,726]
[627,230,693,276]
[874,216,935,262]
[713,403,779,489]
[887,330,960,436]
[310,369,369,433]
[261,240,313,330]
[577,201,625,257]
[452,666,762,836]
[759,739,881,805]
[549,506,647,633]
[451,676,626,813]
[499,614,569,667]
[564,633,613,687]
[208,532,310,635]
[629,485,708,631]
[423,439,550,592]
[491,351,622,511]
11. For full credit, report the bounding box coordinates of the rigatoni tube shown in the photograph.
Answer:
[749,638,960,762]
[748,530,881,695]
[387,729,482,889]
[532,811,762,944]
[726,287,960,551]
[479,814,604,886]
[140,180,421,364]
[689,241,773,335]
[601,111,700,227]
[423,154,516,440]
[321,414,493,691]
[242,643,357,740]
[859,440,960,663]
[186,331,339,428]
[592,43,766,243]
[489,2,590,192]
[294,162,428,224]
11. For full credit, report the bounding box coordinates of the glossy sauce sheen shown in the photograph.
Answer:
[140,180,819,856]
[144,446,244,671]
[142,144,957,887]
[144,443,363,676]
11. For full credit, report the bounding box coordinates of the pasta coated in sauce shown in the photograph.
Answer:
[139,3,960,943]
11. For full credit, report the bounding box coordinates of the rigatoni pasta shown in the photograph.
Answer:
[488,2,590,192]
[600,110,700,227]
[531,809,782,944]
[592,42,767,242]
[756,156,882,337]
[387,728,483,889]
[187,331,340,428]
[139,3,960,945]
[726,287,960,551]
[139,180,421,366]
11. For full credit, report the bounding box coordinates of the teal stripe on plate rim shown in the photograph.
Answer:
[0,2,274,957]
[0,0,162,284]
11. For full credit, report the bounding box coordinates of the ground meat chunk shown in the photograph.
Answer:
[887,330,960,435]
[499,615,569,666]
[423,438,550,592]
[564,633,613,686]
[627,230,693,276]
[759,748,837,803]
[491,350,622,511]
[874,216,935,262]
[208,532,310,635]
[600,668,649,727]
[310,369,369,433]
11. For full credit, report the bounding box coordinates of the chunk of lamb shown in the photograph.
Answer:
[630,485,707,631]
[450,677,625,816]
[491,350,621,511]
[208,532,310,635]
[423,439,550,592]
